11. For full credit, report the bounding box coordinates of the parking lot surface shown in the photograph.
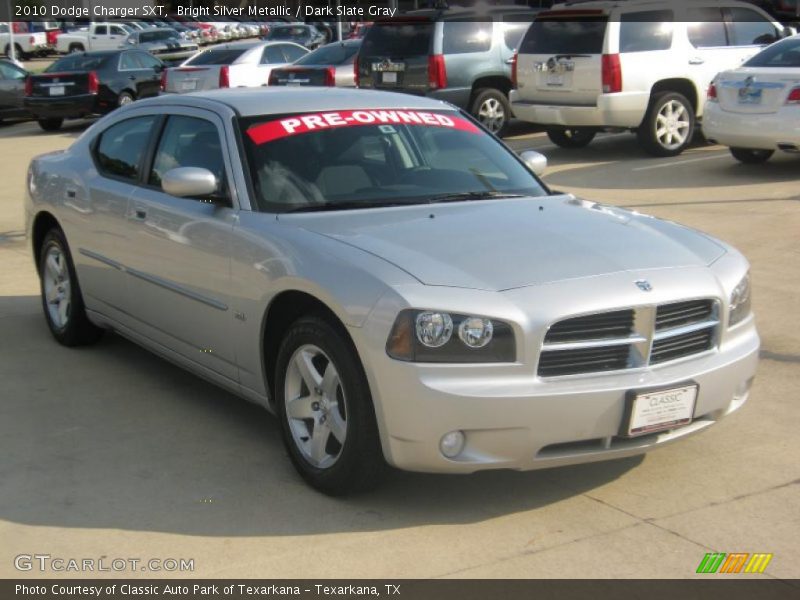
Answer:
[1,117,798,579]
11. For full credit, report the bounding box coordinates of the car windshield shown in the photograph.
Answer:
[294,42,359,66]
[269,26,308,39]
[239,109,547,213]
[185,48,248,65]
[744,37,800,67]
[140,30,180,43]
[46,54,111,72]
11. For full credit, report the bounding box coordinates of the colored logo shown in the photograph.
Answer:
[696,552,773,574]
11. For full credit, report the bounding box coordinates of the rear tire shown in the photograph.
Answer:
[546,127,596,148]
[38,118,63,132]
[637,91,695,157]
[117,91,135,107]
[68,43,84,54]
[38,228,104,347]
[730,147,774,164]
[470,88,511,137]
[275,315,385,496]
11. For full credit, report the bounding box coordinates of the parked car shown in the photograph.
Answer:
[123,28,199,63]
[269,39,361,87]
[26,87,758,495]
[703,35,800,162]
[24,50,164,131]
[0,58,29,121]
[264,24,327,50]
[347,22,373,40]
[1,23,50,59]
[356,7,538,135]
[511,0,789,156]
[163,41,308,93]
[18,21,61,53]
[56,22,134,54]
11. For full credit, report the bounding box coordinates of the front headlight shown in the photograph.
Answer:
[386,309,515,363]
[729,272,752,327]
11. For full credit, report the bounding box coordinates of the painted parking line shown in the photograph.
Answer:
[632,153,729,171]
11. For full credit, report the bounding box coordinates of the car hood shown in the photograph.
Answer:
[282,196,726,291]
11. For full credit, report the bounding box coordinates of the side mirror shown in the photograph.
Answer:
[519,150,548,176]
[162,167,218,198]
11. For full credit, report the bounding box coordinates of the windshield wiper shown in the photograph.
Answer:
[427,191,526,204]
[285,201,404,213]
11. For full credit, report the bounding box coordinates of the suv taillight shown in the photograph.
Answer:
[160,69,168,92]
[324,66,336,87]
[601,53,621,94]
[787,87,800,104]
[707,82,718,102]
[268,70,278,85]
[428,54,447,90]
[87,71,99,94]
[511,52,518,89]
[353,54,359,87]
[24,76,32,97]
[219,65,230,88]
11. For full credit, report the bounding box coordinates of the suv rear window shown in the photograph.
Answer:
[186,48,247,66]
[619,11,674,53]
[442,22,492,55]
[520,15,608,55]
[362,22,433,57]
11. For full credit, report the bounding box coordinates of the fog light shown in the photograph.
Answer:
[439,430,465,458]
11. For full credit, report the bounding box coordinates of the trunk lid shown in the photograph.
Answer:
[27,71,94,98]
[516,11,608,106]
[358,20,434,93]
[716,67,800,115]
[269,66,334,87]
[165,65,224,93]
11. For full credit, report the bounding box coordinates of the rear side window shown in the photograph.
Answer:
[442,22,492,55]
[687,9,727,48]
[501,21,531,51]
[186,48,247,66]
[727,8,779,46]
[362,22,434,57]
[119,52,139,70]
[620,11,673,52]
[295,42,358,66]
[520,16,607,55]
[95,116,158,182]
[149,116,226,192]
[261,46,287,64]
[744,38,800,67]
[95,26,107,36]
[281,44,308,62]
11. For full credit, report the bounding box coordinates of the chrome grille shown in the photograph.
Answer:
[538,299,719,377]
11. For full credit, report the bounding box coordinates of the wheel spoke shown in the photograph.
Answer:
[46,254,60,279]
[286,395,315,420]
[656,127,667,139]
[327,409,346,444]
[57,298,69,325]
[320,362,340,400]
[294,350,322,391]
[308,422,330,463]
[46,285,60,304]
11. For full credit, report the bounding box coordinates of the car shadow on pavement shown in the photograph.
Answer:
[0,119,94,139]
[0,296,643,537]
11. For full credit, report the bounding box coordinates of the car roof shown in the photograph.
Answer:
[142,87,456,117]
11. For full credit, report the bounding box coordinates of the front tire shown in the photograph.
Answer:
[470,88,511,136]
[546,127,596,148]
[637,91,695,157]
[117,91,135,107]
[68,43,85,54]
[275,316,385,495]
[730,147,774,164]
[37,118,63,132]
[38,228,103,347]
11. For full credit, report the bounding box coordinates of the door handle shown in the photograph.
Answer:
[688,57,705,65]
[134,208,147,220]
[128,75,136,80]
[66,189,76,199]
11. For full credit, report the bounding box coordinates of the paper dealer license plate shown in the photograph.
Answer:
[626,384,697,437]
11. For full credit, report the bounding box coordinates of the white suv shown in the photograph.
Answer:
[510,0,789,156]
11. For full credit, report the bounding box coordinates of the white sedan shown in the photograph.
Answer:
[703,35,800,163]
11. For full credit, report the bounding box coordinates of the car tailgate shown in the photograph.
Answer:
[358,20,433,93]
[516,10,608,107]
[27,71,93,98]
[716,68,800,115]
[165,65,223,93]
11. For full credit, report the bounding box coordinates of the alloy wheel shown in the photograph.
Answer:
[478,97,505,134]
[42,245,71,330]
[655,100,691,151]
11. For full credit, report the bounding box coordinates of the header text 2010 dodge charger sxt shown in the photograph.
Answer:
[25,88,758,495]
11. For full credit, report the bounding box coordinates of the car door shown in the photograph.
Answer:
[126,51,163,98]
[79,114,159,318]
[724,6,781,62]
[684,7,737,99]
[0,61,27,115]
[125,110,238,381]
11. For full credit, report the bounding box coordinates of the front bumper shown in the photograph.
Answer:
[510,91,649,129]
[25,94,99,119]
[702,101,800,151]
[355,267,759,474]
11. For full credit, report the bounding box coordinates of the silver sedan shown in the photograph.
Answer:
[25,88,759,495]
